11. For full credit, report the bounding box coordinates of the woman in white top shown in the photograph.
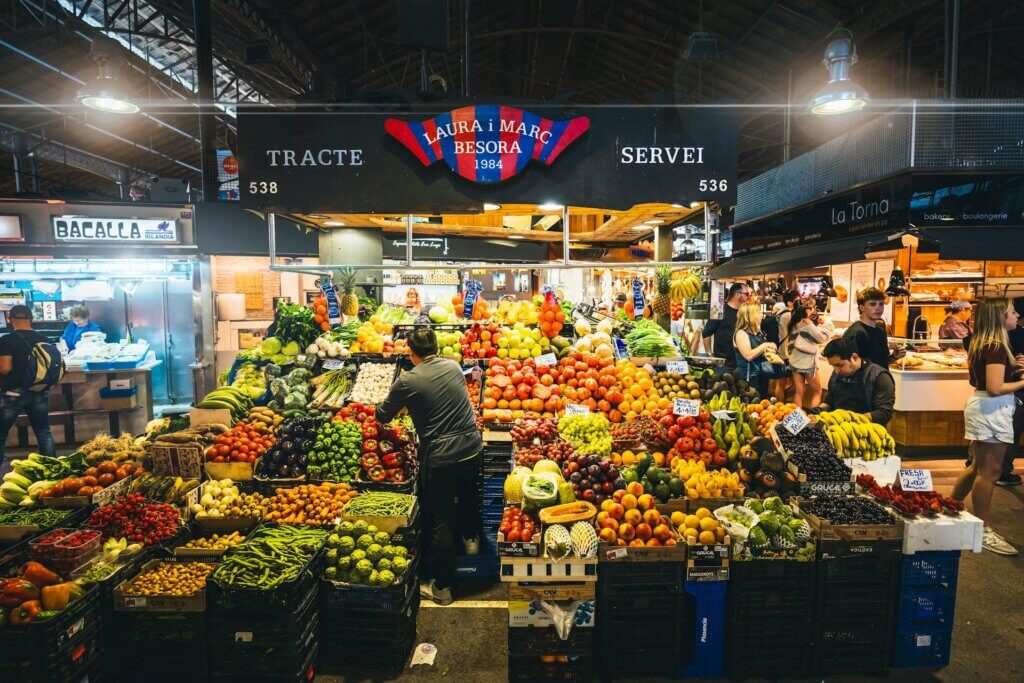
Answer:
[786,304,835,409]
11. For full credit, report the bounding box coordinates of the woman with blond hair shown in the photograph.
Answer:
[733,302,778,399]
[952,297,1024,555]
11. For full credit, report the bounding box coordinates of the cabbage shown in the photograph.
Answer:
[262,336,282,355]
[522,475,558,511]
[282,341,300,356]
[428,306,449,323]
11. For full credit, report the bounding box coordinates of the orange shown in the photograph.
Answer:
[714,526,726,542]
[698,530,716,544]
[699,517,718,532]
[621,451,636,467]
[621,494,638,511]
[694,507,711,520]
[623,509,642,526]
[652,451,665,467]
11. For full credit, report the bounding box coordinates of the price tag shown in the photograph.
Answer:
[564,403,590,416]
[613,338,630,359]
[66,618,85,639]
[605,546,628,560]
[666,360,689,374]
[322,358,344,370]
[234,632,253,643]
[124,598,146,608]
[673,398,700,416]
[296,354,306,363]
[899,469,933,492]
[536,353,557,367]
[781,408,810,434]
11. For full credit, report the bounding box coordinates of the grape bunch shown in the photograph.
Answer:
[510,417,559,443]
[802,496,894,525]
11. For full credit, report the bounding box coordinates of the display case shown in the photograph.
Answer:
[887,337,968,372]
[884,339,970,450]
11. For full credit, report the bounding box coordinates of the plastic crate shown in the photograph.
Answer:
[507,626,594,657]
[454,551,500,579]
[597,558,686,591]
[728,557,817,591]
[0,505,91,549]
[212,640,317,683]
[509,655,591,683]
[0,582,100,665]
[897,584,958,626]
[322,589,419,641]
[598,587,685,616]
[901,550,960,589]
[682,580,726,678]
[0,619,102,683]
[816,641,890,676]
[817,538,901,585]
[115,609,208,645]
[319,603,417,668]
[207,541,324,614]
[320,554,418,612]
[210,608,318,677]
[892,622,954,668]
[210,582,317,647]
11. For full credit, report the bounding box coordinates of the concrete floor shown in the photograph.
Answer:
[317,458,1024,682]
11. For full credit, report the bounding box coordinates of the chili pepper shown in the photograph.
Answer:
[0,578,40,608]
[361,453,380,469]
[367,465,386,482]
[35,610,62,621]
[362,439,378,454]
[18,561,60,588]
[9,600,41,625]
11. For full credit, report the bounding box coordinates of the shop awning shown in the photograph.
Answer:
[710,234,873,279]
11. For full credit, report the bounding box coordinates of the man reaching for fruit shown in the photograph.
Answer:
[821,338,895,426]
[376,328,482,606]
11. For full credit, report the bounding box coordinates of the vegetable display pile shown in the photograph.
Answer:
[624,320,677,358]
[714,497,815,561]
[324,520,411,586]
[87,494,181,545]
[230,362,267,400]
[194,385,254,421]
[182,532,246,551]
[856,474,964,515]
[210,526,327,590]
[124,474,201,507]
[357,417,417,484]
[776,425,852,481]
[801,495,895,525]
[342,491,415,518]
[205,421,275,464]
[123,562,214,597]
[270,302,321,351]
[307,420,362,482]
[256,415,321,479]
[0,507,73,528]
[348,362,396,405]
[310,368,354,409]
[39,461,138,501]
[262,482,357,526]
[78,432,146,465]
[659,409,723,466]
[30,529,101,574]
[499,506,539,543]
[2,452,88,507]
[1,560,85,625]
[268,366,314,411]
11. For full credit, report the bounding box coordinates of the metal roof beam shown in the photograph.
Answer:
[0,122,149,186]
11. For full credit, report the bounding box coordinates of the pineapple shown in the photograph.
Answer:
[339,267,359,317]
[651,265,672,316]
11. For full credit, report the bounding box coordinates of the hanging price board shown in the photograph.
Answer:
[319,279,342,327]
[564,403,590,416]
[666,360,689,374]
[631,278,645,320]
[780,408,810,434]
[898,469,933,492]
[536,353,557,367]
[673,398,700,416]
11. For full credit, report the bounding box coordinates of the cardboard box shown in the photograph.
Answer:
[109,378,136,391]
[507,581,595,603]
[500,557,598,582]
[150,443,204,479]
[598,541,687,563]
[686,535,731,582]
[795,499,903,541]
[101,394,138,410]
[507,585,597,629]
[901,511,983,554]
[112,559,210,612]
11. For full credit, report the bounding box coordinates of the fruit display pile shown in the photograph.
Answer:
[560,453,623,505]
[736,437,797,497]
[123,562,214,597]
[204,420,276,465]
[800,495,895,525]
[661,410,722,466]
[776,425,852,481]
[651,370,702,401]
[621,456,683,503]
[515,441,574,468]
[675,506,727,544]
[594,492,678,547]
[746,400,799,435]
[499,506,539,543]
[612,414,669,449]
[857,474,965,515]
[692,370,759,404]
[672,459,743,500]
[510,417,560,443]
[87,493,181,545]
[262,482,358,526]
[323,520,412,586]
[558,413,613,458]
[714,497,816,560]
[819,410,896,460]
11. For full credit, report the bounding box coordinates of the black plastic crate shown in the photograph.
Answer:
[322,590,419,642]
[0,505,92,549]
[817,539,901,585]
[728,557,817,591]
[597,558,686,590]
[598,641,683,679]
[507,626,594,657]
[598,587,686,616]
[728,582,816,620]
[0,619,102,683]
[210,582,317,647]
[213,640,317,683]
[897,583,958,627]
[210,608,318,676]
[727,638,815,680]
[116,650,210,682]
[320,554,419,612]
[509,655,591,682]
[892,622,954,668]
[0,582,101,665]
[115,609,208,645]
[207,543,324,614]
[817,641,890,676]
[318,604,416,668]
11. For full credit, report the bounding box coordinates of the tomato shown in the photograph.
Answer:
[218,444,230,456]
[505,529,521,542]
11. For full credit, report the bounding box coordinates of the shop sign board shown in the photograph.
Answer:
[382,235,547,262]
[909,173,1024,226]
[237,104,737,212]
[51,215,179,243]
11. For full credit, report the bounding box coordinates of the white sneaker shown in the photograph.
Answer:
[982,527,1018,556]
[462,536,480,556]
[419,580,454,605]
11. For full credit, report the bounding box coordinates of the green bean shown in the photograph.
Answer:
[210,525,328,590]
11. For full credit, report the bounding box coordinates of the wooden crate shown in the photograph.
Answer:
[889,411,964,447]
[598,541,687,563]
[500,556,598,582]
[794,499,903,541]
[42,474,131,508]
[112,559,212,612]
[507,581,595,602]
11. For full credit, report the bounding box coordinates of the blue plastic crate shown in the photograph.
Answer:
[454,553,500,579]
[897,585,957,626]
[892,623,953,668]
[901,551,960,590]
[682,580,726,678]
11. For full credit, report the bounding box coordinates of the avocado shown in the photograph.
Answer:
[749,436,775,457]
[667,477,685,497]
[760,450,786,474]
[654,482,670,503]
[636,454,653,477]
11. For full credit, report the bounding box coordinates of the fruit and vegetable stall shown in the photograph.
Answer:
[0,281,984,681]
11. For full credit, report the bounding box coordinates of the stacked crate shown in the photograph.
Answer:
[726,559,817,679]
[682,535,730,678]
[892,551,961,668]
[206,552,321,681]
[455,436,510,578]
[596,547,687,679]
[815,537,901,676]
[504,559,597,682]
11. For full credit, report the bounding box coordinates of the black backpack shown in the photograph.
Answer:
[11,331,65,393]
[762,312,782,345]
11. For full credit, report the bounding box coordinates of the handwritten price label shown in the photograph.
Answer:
[899,469,933,492]
[673,398,700,416]
[536,353,557,367]
[781,408,810,434]
[666,360,689,374]
[321,359,344,370]
[564,403,591,416]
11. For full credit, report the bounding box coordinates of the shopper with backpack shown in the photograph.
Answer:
[0,306,65,460]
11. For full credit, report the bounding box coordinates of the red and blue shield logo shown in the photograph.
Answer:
[385,106,590,184]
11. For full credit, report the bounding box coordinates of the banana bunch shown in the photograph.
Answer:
[817,409,871,425]
[670,271,702,302]
[197,386,253,421]
[825,421,896,460]
[245,406,284,432]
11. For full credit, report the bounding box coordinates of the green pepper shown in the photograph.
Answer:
[35,610,61,621]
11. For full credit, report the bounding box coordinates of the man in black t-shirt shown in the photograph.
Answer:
[842,287,905,369]
[702,282,750,370]
[0,306,55,459]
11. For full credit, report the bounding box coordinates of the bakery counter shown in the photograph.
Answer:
[889,368,970,451]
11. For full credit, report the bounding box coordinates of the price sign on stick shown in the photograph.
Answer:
[899,469,933,492]
[781,408,810,434]
[564,403,590,416]
[536,353,557,367]
[673,398,700,416]
[666,360,689,374]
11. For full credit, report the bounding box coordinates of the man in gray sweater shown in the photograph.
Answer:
[376,328,482,605]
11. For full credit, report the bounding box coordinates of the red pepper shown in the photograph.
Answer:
[0,578,41,608]
[378,439,395,453]
[19,561,61,588]
[362,424,378,439]
[385,468,405,483]
[382,451,401,468]
[362,439,379,454]
[367,465,387,482]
